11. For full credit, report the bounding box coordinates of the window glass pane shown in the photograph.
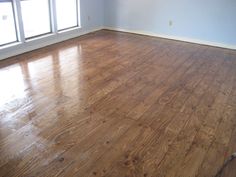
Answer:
[20,0,51,38]
[56,0,78,30]
[0,1,17,46]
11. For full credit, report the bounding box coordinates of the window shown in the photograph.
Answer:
[56,0,79,30]
[20,0,51,38]
[0,0,17,46]
[0,0,80,47]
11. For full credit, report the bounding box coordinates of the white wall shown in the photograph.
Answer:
[0,0,104,60]
[104,0,236,49]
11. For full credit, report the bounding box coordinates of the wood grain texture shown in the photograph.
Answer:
[0,30,236,177]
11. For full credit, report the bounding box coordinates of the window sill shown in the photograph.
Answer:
[0,42,22,50]
[58,26,81,34]
[0,26,82,51]
[26,33,55,42]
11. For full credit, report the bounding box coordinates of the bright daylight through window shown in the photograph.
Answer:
[0,0,17,46]
[56,0,78,30]
[0,0,80,46]
[20,0,51,38]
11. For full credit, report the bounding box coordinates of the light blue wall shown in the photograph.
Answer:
[104,0,236,46]
[80,0,104,30]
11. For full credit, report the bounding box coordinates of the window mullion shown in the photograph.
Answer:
[13,0,25,43]
[49,0,58,33]
[77,0,80,27]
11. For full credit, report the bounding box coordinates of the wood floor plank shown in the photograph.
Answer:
[174,53,235,177]
[148,49,229,177]
[67,45,217,175]
[84,47,224,177]
[196,56,236,177]
[0,30,236,177]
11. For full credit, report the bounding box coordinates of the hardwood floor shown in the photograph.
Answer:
[0,30,236,177]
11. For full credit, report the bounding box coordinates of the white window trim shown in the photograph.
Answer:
[0,0,81,49]
[12,0,25,43]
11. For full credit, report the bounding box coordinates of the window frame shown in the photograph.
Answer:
[56,0,80,32]
[0,0,18,47]
[0,0,81,48]
[20,0,52,39]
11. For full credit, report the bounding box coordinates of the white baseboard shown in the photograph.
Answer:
[1,26,235,61]
[0,27,103,61]
[104,27,236,50]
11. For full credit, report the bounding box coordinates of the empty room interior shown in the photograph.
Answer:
[1,0,236,177]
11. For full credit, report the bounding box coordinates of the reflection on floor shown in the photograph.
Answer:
[0,30,236,177]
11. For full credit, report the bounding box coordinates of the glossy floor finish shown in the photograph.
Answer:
[0,30,236,177]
